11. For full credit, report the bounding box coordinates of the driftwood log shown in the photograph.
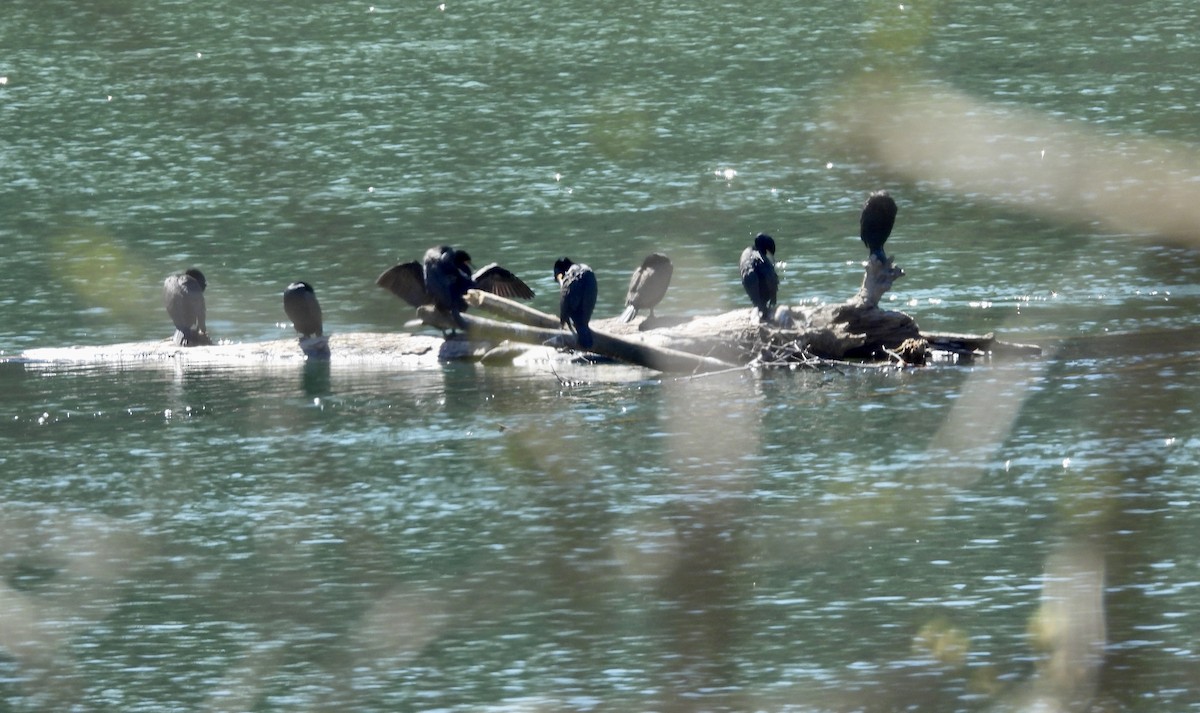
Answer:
[10,258,1038,373]
[452,256,1040,371]
[13,333,469,369]
[421,300,736,373]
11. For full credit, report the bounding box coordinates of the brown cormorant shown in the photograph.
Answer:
[619,252,673,323]
[739,233,778,323]
[163,268,212,346]
[554,257,598,349]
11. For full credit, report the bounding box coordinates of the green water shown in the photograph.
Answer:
[3,1,1200,711]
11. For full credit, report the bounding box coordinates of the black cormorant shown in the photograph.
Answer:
[375,246,534,327]
[554,257,598,349]
[860,190,898,263]
[283,281,323,338]
[283,281,330,359]
[619,252,673,323]
[163,268,212,346]
[740,233,778,323]
[422,245,472,318]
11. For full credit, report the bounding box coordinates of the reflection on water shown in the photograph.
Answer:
[1,346,1198,710]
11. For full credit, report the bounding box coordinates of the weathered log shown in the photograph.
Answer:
[920,331,1043,360]
[11,260,1038,370]
[463,256,1039,367]
[8,321,1036,371]
[586,256,924,363]
[11,332,473,368]
[540,298,922,363]
[427,299,737,373]
[464,290,562,330]
[854,253,906,308]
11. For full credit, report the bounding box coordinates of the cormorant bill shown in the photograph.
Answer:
[283,281,323,338]
[860,190,898,263]
[375,246,535,327]
[163,268,212,346]
[740,233,778,323]
[619,252,673,323]
[554,257,598,349]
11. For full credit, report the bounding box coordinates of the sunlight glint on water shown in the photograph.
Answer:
[2,0,1200,710]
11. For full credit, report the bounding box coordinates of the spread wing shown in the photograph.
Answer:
[375,262,429,307]
[472,263,535,300]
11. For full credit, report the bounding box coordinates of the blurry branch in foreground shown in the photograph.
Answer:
[828,76,1200,247]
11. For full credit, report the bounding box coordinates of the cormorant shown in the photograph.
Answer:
[860,190,898,263]
[375,246,534,327]
[740,233,778,323]
[619,252,673,323]
[283,281,330,359]
[283,281,323,338]
[163,268,212,346]
[554,257,598,349]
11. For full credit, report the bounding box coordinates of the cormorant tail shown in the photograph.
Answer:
[175,327,212,347]
[618,304,638,323]
[576,323,594,349]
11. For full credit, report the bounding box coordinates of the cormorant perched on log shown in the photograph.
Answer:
[619,252,673,323]
[554,257,598,349]
[860,190,898,263]
[163,268,212,346]
[740,233,778,323]
[376,246,534,328]
[283,281,330,359]
[283,281,323,338]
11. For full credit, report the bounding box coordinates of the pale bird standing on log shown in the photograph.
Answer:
[860,190,898,263]
[163,268,212,346]
[375,245,535,330]
[740,233,778,323]
[554,257,598,349]
[619,252,673,323]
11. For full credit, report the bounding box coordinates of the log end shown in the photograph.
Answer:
[855,255,906,308]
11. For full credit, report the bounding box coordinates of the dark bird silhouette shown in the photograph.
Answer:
[163,268,212,346]
[554,257,598,349]
[740,233,778,323]
[283,281,330,359]
[422,246,472,318]
[283,281,323,337]
[860,190,898,262]
[375,246,534,328]
[619,252,673,323]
